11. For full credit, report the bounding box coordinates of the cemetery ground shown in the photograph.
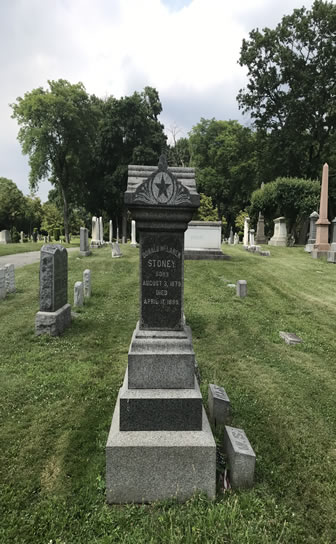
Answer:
[1,244,336,544]
[0,239,80,257]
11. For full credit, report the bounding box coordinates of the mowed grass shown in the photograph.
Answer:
[0,239,80,256]
[1,244,336,543]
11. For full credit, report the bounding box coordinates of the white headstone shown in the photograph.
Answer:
[74,281,84,307]
[269,217,287,246]
[249,229,255,246]
[4,264,15,294]
[109,220,113,244]
[0,230,11,244]
[233,233,239,245]
[83,269,91,297]
[130,220,137,247]
[243,217,250,247]
[112,241,122,258]
[99,216,104,244]
[20,231,24,243]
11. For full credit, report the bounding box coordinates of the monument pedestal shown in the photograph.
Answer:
[106,159,216,503]
[106,390,215,503]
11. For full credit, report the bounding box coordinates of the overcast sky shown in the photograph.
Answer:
[0,0,314,202]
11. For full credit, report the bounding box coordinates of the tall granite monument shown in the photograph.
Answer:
[106,157,216,503]
[35,245,71,336]
[312,163,330,259]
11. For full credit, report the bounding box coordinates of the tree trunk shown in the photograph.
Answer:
[60,184,70,244]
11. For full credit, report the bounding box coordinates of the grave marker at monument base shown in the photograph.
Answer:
[224,426,256,488]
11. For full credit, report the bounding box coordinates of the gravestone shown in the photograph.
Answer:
[90,216,101,248]
[224,426,256,488]
[255,212,267,244]
[249,229,255,247]
[4,264,15,294]
[112,241,122,258]
[130,220,137,247]
[236,280,247,298]
[122,212,127,244]
[116,227,120,243]
[208,384,231,426]
[80,227,91,257]
[35,244,71,336]
[243,216,250,247]
[83,269,91,297]
[20,231,24,243]
[229,227,234,245]
[106,157,216,503]
[74,281,84,307]
[0,230,11,244]
[233,233,239,245]
[184,221,229,260]
[99,216,104,245]
[304,211,319,253]
[279,331,302,345]
[109,220,113,244]
[327,217,336,262]
[0,268,6,300]
[312,163,330,259]
[268,217,287,246]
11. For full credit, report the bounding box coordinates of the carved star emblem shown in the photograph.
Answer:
[155,174,171,198]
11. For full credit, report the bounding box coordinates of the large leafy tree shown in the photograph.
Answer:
[189,118,257,229]
[0,177,26,231]
[237,0,336,180]
[11,79,99,242]
[89,87,167,226]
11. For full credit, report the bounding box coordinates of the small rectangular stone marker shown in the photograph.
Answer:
[0,268,6,300]
[35,244,71,336]
[4,264,15,294]
[74,281,84,307]
[208,384,231,426]
[80,227,91,256]
[83,269,91,297]
[224,426,256,489]
[279,331,302,345]
[236,280,247,298]
[112,241,122,258]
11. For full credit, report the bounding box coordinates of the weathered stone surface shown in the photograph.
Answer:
[243,216,250,247]
[314,164,330,252]
[279,331,302,345]
[269,217,287,246]
[0,230,11,244]
[83,269,91,297]
[185,249,230,260]
[74,281,84,307]
[249,229,255,246]
[80,227,91,256]
[4,264,15,293]
[185,221,222,250]
[20,231,24,243]
[112,241,122,258]
[39,245,68,312]
[260,250,271,257]
[91,216,101,248]
[128,323,196,389]
[224,426,256,488]
[109,220,113,244]
[305,211,319,252]
[0,268,6,300]
[208,384,231,426]
[35,303,71,336]
[236,280,247,298]
[120,373,203,431]
[255,212,267,244]
[327,251,336,263]
[106,399,216,503]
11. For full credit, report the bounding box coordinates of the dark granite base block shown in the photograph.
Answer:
[184,249,230,260]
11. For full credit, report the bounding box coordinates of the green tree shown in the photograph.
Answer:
[40,202,63,235]
[194,193,219,221]
[0,177,26,231]
[11,79,99,242]
[23,196,43,236]
[249,177,320,241]
[90,87,167,225]
[189,118,257,227]
[237,0,336,180]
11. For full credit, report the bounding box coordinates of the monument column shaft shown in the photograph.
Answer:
[314,163,330,252]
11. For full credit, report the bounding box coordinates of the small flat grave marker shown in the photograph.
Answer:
[208,384,231,426]
[279,331,302,345]
[224,426,256,488]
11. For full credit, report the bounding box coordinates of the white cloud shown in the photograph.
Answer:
[0,0,313,201]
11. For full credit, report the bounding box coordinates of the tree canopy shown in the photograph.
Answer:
[237,0,336,181]
[0,177,26,231]
[189,118,257,229]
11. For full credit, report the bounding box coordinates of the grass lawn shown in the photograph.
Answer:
[1,244,336,543]
[0,239,80,257]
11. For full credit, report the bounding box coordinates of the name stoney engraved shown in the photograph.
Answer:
[228,427,254,455]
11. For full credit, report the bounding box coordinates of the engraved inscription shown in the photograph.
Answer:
[231,428,252,453]
[141,233,183,329]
